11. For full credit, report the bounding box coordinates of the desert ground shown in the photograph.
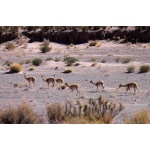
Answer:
[0,40,150,123]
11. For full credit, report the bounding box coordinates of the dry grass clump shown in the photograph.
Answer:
[10,63,22,73]
[0,101,40,124]
[88,40,101,47]
[40,42,52,53]
[46,57,53,61]
[5,42,15,50]
[63,67,72,74]
[127,65,135,73]
[90,58,96,62]
[124,110,150,124]
[46,96,124,124]
[114,56,121,63]
[121,57,132,64]
[4,60,13,66]
[139,65,150,73]
[54,57,60,62]
[28,66,35,71]
[101,59,106,63]
[25,59,31,64]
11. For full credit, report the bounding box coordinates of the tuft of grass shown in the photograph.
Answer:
[127,65,135,73]
[46,103,65,123]
[125,110,150,124]
[13,83,18,88]
[64,57,79,66]
[4,60,13,66]
[114,56,121,63]
[28,66,35,71]
[5,42,15,50]
[25,59,31,64]
[90,58,96,62]
[139,65,150,73]
[88,40,100,47]
[54,57,60,62]
[63,68,72,74]
[121,57,131,64]
[10,63,22,73]
[40,43,52,53]
[46,57,53,61]
[0,101,40,124]
[101,59,106,63]
[32,58,42,66]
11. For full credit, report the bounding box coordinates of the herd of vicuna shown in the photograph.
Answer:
[23,72,139,95]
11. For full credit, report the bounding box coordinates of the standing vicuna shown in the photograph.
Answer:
[65,83,80,94]
[117,82,139,95]
[23,72,36,87]
[41,75,55,88]
[90,80,105,91]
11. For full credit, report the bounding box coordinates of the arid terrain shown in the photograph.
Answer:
[0,39,150,123]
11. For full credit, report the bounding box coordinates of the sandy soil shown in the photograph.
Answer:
[0,40,150,123]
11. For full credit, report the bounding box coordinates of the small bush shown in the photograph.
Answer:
[121,57,131,64]
[25,59,31,64]
[5,60,13,66]
[0,101,40,124]
[139,65,150,73]
[32,58,42,66]
[101,59,106,63]
[40,44,52,53]
[64,57,78,66]
[46,57,53,61]
[125,110,150,124]
[13,83,18,88]
[74,63,80,66]
[5,42,15,50]
[10,63,22,73]
[54,57,60,62]
[88,40,100,47]
[127,65,135,73]
[115,56,121,63]
[63,69,72,74]
[90,58,96,62]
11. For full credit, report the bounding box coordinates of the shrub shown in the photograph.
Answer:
[88,40,100,47]
[115,56,121,63]
[40,44,52,53]
[74,63,80,66]
[32,58,42,66]
[46,96,124,124]
[64,57,78,66]
[101,59,106,63]
[139,65,150,73]
[0,101,40,124]
[5,42,15,50]
[46,57,53,61]
[121,57,131,64]
[127,65,135,73]
[54,57,60,62]
[25,59,31,64]
[63,68,72,74]
[10,63,22,73]
[90,58,96,62]
[5,60,13,66]
[125,110,150,124]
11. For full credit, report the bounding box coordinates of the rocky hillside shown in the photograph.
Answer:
[0,26,150,44]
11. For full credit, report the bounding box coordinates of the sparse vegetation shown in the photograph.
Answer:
[90,58,96,62]
[127,65,135,73]
[40,43,52,53]
[139,65,150,73]
[13,83,18,88]
[4,60,13,66]
[115,56,121,63]
[101,59,106,63]
[0,101,40,124]
[54,57,60,62]
[88,40,100,47]
[10,63,22,73]
[46,96,124,124]
[124,110,150,124]
[32,58,42,66]
[64,57,79,66]
[25,59,31,64]
[5,42,15,50]
[121,57,131,64]
[46,57,53,61]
